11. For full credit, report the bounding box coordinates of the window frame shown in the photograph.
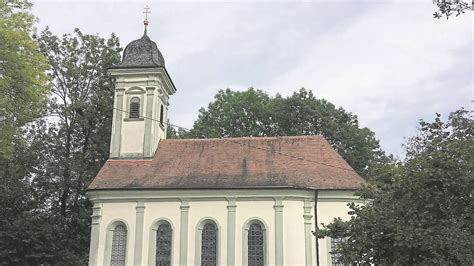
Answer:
[327,237,344,266]
[104,219,129,266]
[128,96,141,119]
[124,87,145,121]
[242,218,268,266]
[148,218,175,266]
[195,218,220,266]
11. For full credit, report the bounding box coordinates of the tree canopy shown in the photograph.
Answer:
[0,1,52,263]
[319,109,474,265]
[0,0,48,159]
[0,23,121,263]
[176,88,390,179]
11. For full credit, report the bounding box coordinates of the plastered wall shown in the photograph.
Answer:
[90,189,361,266]
[108,68,175,159]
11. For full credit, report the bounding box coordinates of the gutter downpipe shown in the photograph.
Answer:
[314,189,320,266]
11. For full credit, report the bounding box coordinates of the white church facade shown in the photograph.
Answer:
[86,25,365,266]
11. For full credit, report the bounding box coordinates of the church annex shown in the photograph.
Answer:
[86,20,365,266]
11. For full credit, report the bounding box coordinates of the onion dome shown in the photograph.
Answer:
[115,31,165,68]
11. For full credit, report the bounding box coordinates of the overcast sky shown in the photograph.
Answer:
[32,0,472,157]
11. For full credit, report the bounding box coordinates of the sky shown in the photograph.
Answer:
[32,0,473,157]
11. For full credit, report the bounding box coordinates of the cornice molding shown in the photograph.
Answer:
[86,188,363,204]
[109,67,176,95]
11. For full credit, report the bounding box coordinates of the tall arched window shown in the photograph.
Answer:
[129,97,140,118]
[110,223,127,266]
[201,221,217,266]
[156,222,172,266]
[248,222,264,266]
[330,238,343,266]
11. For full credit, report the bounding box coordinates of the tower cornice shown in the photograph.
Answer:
[109,67,176,95]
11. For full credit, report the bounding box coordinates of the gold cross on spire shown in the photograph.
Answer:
[143,5,151,33]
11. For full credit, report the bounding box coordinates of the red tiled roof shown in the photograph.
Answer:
[88,136,365,190]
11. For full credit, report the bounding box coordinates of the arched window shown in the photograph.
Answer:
[110,223,127,266]
[248,222,264,266]
[129,97,140,118]
[159,104,164,126]
[155,222,172,266]
[330,238,343,266]
[201,221,217,266]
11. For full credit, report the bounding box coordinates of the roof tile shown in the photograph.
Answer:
[88,136,365,190]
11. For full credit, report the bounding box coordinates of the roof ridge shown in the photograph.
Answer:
[162,135,325,142]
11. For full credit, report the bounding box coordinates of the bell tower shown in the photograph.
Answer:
[108,19,176,159]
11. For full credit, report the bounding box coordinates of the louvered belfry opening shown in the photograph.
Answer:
[248,222,264,266]
[129,97,140,118]
[156,222,172,266]
[201,222,218,266]
[110,223,127,266]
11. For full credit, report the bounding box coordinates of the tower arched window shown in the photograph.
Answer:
[155,221,172,266]
[129,97,140,118]
[201,221,217,266]
[110,223,127,266]
[248,222,265,266]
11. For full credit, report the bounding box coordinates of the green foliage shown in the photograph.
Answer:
[187,88,272,138]
[319,109,474,265]
[0,25,121,264]
[30,28,121,263]
[0,0,48,159]
[184,88,389,178]
[0,1,56,264]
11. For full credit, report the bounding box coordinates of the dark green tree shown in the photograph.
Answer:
[186,88,272,138]
[1,28,122,264]
[0,1,54,264]
[36,27,121,217]
[0,121,78,264]
[183,88,389,178]
[319,109,474,265]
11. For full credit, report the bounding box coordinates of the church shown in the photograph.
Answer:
[86,18,365,266]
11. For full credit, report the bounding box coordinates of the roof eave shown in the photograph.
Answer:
[86,186,361,192]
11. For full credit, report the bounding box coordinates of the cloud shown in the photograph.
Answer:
[264,1,472,154]
[32,0,472,156]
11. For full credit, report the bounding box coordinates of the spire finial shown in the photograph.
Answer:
[143,5,151,34]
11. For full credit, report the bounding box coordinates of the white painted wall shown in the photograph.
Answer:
[121,120,145,154]
[188,201,228,265]
[89,189,362,266]
[235,200,275,266]
[96,202,137,265]
[108,68,175,159]
[142,201,181,265]
[283,200,306,266]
